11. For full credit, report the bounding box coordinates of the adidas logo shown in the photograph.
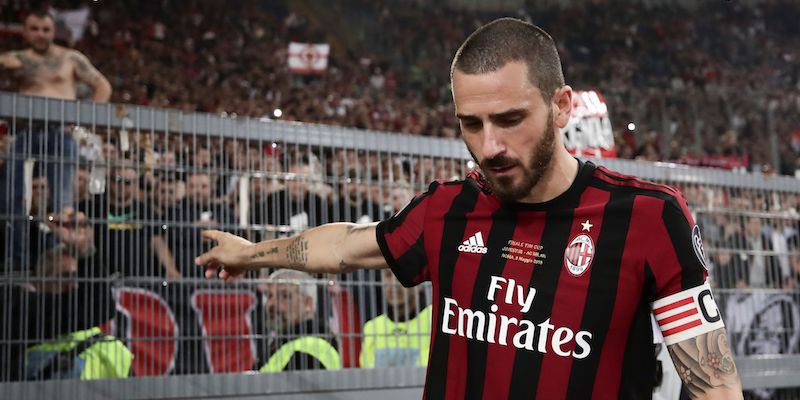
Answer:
[458,232,488,254]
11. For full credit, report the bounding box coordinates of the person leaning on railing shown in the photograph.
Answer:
[0,8,112,273]
[256,269,341,372]
[23,247,131,380]
[360,269,431,368]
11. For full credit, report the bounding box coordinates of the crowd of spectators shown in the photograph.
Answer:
[1,0,800,384]
[1,0,799,175]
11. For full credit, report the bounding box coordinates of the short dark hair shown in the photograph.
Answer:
[25,8,53,22]
[451,18,565,102]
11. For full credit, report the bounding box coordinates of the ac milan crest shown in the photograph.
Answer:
[692,225,708,270]
[564,234,594,276]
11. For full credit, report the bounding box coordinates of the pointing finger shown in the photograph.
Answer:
[201,230,224,242]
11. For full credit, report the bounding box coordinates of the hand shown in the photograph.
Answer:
[0,53,23,70]
[195,230,254,282]
[48,208,94,255]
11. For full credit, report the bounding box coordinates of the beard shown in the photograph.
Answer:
[478,111,557,202]
[28,39,51,54]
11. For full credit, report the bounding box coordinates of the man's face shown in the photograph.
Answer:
[390,186,413,214]
[186,174,212,203]
[75,168,90,199]
[23,15,55,53]
[745,217,763,238]
[110,168,137,206]
[286,164,311,200]
[343,176,367,203]
[453,61,558,203]
[102,143,119,161]
[31,176,49,215]
[263,283,311,333]
[194,148,211,167]
[790,253,800,275]
[382,269,419,308]
[153,180,178,208]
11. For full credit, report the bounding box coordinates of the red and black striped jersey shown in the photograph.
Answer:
[376,159,713,400]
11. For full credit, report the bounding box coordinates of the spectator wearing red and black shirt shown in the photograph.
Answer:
[195,19,743,399]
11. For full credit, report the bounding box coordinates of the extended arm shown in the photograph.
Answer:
[195,222,388,281]
[151,235,182,279]
[69,50,111,102]
[666,327,743,399]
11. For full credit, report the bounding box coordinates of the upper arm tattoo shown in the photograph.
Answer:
[69,51,102,84]
[667,328,741,398]
[286,236,309,268]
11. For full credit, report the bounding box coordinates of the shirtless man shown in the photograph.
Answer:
[0,10,112,101]
[0,10,111,272]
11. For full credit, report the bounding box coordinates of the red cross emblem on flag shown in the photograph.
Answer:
[564,234,594,276]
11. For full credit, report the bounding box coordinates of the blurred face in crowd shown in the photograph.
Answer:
[745,217,763,238]
[453,61,566,202]
[390,185,414,214]
[102,143,119,161]
[109,167,138,207]
[30,176,49,216]
[158,151,177,167]
[286,164,311,200]
[23,14,55,53]
[262,282,314,333]
[0,134,12,167]
[153,179,178,209]
[790,249,800,273]
[250,175,270,201]
[75,168,90,202]
[194,148,212,168]
[343,173,367,203]
[382,269,419,310]
[225,140,241,159]
[248,147,264,171]
[186,173,212,203]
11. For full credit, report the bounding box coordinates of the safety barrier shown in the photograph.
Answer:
[1,92,799,399]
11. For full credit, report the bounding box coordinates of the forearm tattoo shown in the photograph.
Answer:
[286,236,308,268]
[249,247,278,260]
[667,328,740,398]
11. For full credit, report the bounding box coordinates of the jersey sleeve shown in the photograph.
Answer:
[646,191,723,345]
[375,182,439,287]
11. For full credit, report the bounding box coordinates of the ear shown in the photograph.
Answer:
[552,85,573,129]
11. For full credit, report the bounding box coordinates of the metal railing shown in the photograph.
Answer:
[1,92,799,399]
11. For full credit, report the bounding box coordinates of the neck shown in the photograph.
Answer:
[519,149,579,204]
[30,45,54,56]
[387,299,422,322]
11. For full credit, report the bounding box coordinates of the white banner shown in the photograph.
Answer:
[49,6,90,43]
[560,90,616,158]
[287,42,330,75]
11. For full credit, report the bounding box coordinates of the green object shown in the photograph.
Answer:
[26,327,132,380]
[360,305,432,368]
[259,336,341,373]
